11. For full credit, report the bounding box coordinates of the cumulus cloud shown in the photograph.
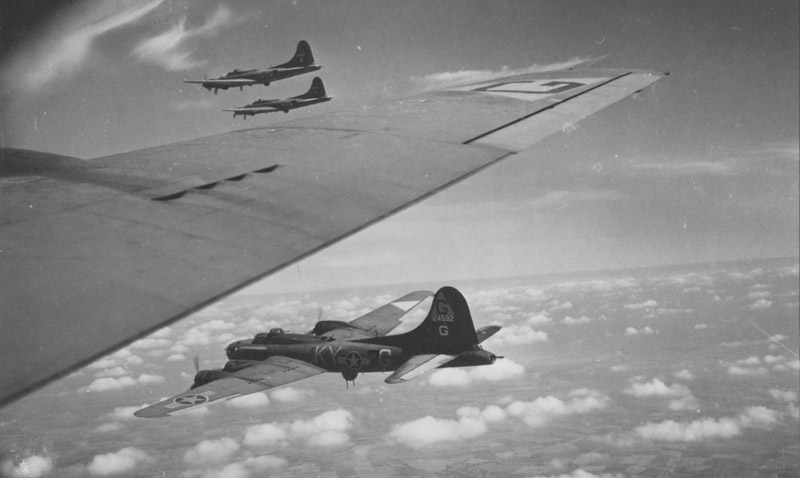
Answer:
[749,299,772,310]
[244,423,287,448]
[1,455,54,478]
[87,376,137,392]
[561,315,593,325]
[623,300,658,311]
[727,365,769,377]
[3,0,164,92]
[490,325,548,345]
[769,389,798,403]
[388,408,489,449]
[244,409,354,449]
[527,313,553,325]
[88,447,151,476]
[86,373,165,392]
[624,326,657,336]
[389,390,607,449]
[674,369,694,380]
[506,389,609,428]
[428,359,525,387]
[183,438,240,467]
[636,406,779,442]
[133,5,234,71]
[625,378,691,398]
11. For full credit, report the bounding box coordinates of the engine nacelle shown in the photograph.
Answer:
[191,369,229,389]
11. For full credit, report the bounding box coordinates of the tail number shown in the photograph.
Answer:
[432,298,454,322]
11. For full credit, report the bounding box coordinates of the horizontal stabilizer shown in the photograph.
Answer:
[476,325,502,343]
[385,354,456,384]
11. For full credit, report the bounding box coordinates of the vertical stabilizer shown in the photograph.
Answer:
[293,77,327,99]
[273,40,315,69]
[369,287,479,355]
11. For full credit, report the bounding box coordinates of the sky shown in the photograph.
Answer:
[0,0,797,293]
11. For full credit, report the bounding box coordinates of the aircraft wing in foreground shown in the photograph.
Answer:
[0,67,665,407]
[183,40,322,93]
[135,287,499,417]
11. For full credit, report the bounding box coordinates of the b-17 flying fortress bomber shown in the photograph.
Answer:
[223,77,333,117]
[183,40,322,94]
[135,287,501,417]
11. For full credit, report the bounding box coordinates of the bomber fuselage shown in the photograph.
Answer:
[225,335,405,376]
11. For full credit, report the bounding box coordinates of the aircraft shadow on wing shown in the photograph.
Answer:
[134,287,502,418]
[183,40,322,94]
[222,77,333,118]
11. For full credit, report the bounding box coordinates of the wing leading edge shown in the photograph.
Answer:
[0,68,665,407]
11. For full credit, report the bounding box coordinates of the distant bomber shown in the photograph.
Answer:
[223,77,332,118]
[183,40,322,94]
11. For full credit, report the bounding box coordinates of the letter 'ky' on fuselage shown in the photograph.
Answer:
[182,40,322,94]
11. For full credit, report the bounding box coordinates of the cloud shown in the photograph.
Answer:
[527,313,553,325]
[183,438,240,467]
[87,376,137,392]
[674,369,694,380]
[727,365,769,377]
[86,373,165,392]
[3,0,164,92]
[561,315,593,325]
[388,409,489,449]
[491,325,548,345]
[244,423,287,448]
[88,447,152,476]
[769,389,798,402]
[635,406,779,442]
[1,455,54,478]
[244,409,354,449]
[625,378,692,398]
[749,299,773,310]
[428,359,525,387]
[411,57,599,91]
[507,389,609,428]
[624,326,657,336]
[132,5,234,71]
[623,300,659,311]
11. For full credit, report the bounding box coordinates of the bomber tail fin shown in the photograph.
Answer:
[371,287,479,355]
[273,40,315,69]
[293,77,327,99]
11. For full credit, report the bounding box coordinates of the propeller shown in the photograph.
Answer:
[192,356,200,373]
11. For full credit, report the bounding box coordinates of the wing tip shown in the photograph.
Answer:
[133,407,169,419]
